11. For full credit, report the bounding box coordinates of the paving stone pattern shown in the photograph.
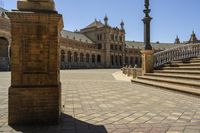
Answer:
[0,69,200,133]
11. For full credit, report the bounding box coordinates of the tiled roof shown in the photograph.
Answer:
[85,20,104,29]
[126,41,183,50]
[61,30,94,44]
[0,7,8,19]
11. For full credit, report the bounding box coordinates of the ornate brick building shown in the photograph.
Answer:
[1,7,199,71]
[60,17,141,69]
[0,7,142,70]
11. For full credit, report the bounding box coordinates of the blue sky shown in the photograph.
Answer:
[2,0,200,43]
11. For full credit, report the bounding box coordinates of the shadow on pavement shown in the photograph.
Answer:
[10,113,108,133]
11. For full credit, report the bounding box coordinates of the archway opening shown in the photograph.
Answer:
[97,55,101,63]
[0,37,9,58]
[86,53,90,63]
[92,54,95,63]
[67,51,72,63]
[61,50,65,62]
[80,53,84,62]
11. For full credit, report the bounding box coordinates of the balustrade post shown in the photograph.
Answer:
[141,50,154,75]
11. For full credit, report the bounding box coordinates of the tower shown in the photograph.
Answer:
[189,30,198,44]
[120,20,124,30]
[174,35,181,44]
[104,15,108,26]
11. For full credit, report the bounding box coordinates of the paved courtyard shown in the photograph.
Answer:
[0,69,200,133]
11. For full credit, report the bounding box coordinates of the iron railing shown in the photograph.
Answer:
[154,43,200,67]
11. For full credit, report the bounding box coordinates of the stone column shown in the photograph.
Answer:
[141,0,154,75]
[141,50,154,75]
[6,0,63,125]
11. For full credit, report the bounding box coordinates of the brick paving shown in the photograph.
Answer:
[0,69,200,133]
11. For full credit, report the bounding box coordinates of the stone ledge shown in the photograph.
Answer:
[17,1,55,12]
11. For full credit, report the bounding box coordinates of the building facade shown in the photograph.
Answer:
[1,7,199,71]
[60,17,141,69]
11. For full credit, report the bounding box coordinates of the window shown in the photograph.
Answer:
[97,34,103,41]
[97,55,101,63]
[111,55,114,65]
[98,43,102,49]
[92,54,95,63]
[67,51,72,62]
[119,46,122,50]
[0,37,9,57]
[130,57,133,65]
[119,56,122,66]
[135,57,139,65]
[86,54,90,63]
[114,35,118,41]
[61,50,65,62]
[111,34,114,41]
[115,45,118,50]
[74,52,78,62]
[125,57,128,64]
[110,44,113,50]
[119,36,123,42]
[80,53,84,62]
[115,55,118,65]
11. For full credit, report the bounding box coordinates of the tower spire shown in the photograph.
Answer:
[175,35,180,44]
[120,19,124,30]
[104,14,108,26]
[143,0,152,50]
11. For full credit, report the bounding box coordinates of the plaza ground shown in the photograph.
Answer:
[0,69,200,133]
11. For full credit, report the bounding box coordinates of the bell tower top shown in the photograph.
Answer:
[17,0,56,12]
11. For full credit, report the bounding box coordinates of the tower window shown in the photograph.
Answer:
[98,43,102,49]
[97,34,103,41]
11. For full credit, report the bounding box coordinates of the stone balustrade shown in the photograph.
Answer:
[121,66,142,79]
[154,43,200,67]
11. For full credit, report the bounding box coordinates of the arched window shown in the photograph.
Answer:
[61,50,65,62]
[125,56,128,64]
[135,57,139,65]
[80,53,84,62]
[111,55,114,65]
[130,57,133,65]
[110,44,113,50]
[86,53,90,63]
[115,55,118,65]
[92,54,95,63]
[97,55,101,63]
[67,51,72,63]
[74,52,78,62]
[0,37,9,57]
[119,56,122,66]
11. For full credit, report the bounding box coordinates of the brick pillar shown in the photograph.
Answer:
[6,0,63,125]
[141,50,154,75]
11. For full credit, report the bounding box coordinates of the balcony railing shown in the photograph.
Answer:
[154,43,200,67]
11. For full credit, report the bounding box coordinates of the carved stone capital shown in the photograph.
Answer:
[17,0,55,11]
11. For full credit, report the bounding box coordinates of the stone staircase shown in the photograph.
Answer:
[132,57,200,96]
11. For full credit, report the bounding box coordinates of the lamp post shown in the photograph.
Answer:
[143,0,152,50]
[141,0,154,75]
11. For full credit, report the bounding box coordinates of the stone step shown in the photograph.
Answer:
[160,66,200,70]
[154,70,200,75]
[164,62,200,67]
[131,78,200,96]
[171,60,200,64]
[137,76,200,87]
[144,73,200,80]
